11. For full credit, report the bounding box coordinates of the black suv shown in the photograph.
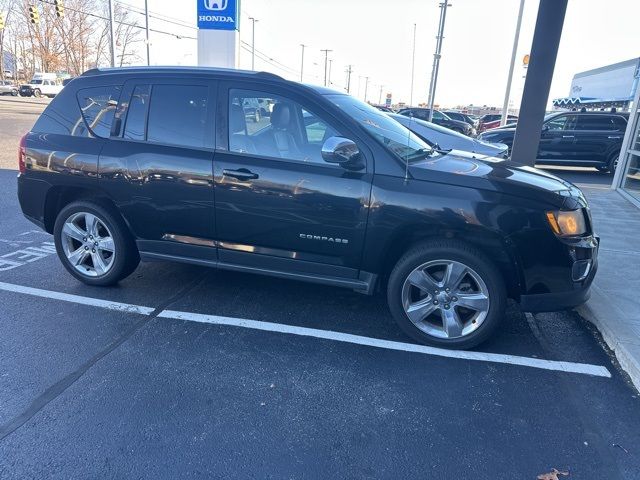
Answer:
[18,67,598,349]
[478,111,629,172]
[397,107,475,136]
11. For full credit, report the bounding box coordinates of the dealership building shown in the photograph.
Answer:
[552,58,640,206]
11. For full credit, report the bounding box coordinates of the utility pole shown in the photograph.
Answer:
[501,0,525,126]
[320,49,332,86]
[410,23,417,106]
[299,44,306,82]
[345,65,353,93]
[108,0,116,67]
[427,2,451,122]
[249,17,258,70]
[378,84,385,104]
[144,0,150,66]
[364,76,370,103]
[328,59,333,86]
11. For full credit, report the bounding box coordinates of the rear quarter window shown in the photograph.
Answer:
[76,85,122,138]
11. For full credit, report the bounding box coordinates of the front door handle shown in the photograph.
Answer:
[222,168,259,181]
[608,136,622,139]
[562,135,574,138]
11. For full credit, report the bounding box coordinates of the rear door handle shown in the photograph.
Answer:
[608,136,622,139]
[562,135,574,138]
[222,168,259,181]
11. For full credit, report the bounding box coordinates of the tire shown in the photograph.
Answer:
[54,200,140,286]
[11,89,18,96]
[33,88,41,98]
[387,239,506,349]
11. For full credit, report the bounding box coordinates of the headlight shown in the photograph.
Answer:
[545,210,587,236]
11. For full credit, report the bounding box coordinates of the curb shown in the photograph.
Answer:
[0,97,50,106]
[577,286,640,392]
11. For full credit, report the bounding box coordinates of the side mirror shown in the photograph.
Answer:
[541,124,550,133]
[321,136,361,167]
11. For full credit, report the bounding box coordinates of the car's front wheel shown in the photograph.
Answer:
[54,201,140,286]
[33,88,41,98]
[387,240,506,349]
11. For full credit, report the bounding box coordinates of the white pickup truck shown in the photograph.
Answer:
[19,73,64,98]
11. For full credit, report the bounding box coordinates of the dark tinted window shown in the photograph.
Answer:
[612,116,627,131]
[124,84,150,141]
[147,84,209,148]
[76,85,121,138]
[575,115,621,131]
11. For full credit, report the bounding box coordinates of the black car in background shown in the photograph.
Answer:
[442,110,478,128]
[478,111,629,172]
[18,67,598,349]
[397,107,475,136]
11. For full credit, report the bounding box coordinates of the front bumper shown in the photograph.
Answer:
[519,234,599,312]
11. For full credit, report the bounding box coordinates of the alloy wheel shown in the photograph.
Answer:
[60,212,116,277]
[401,259,490,339]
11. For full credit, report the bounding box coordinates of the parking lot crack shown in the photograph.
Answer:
[0,272,208,442]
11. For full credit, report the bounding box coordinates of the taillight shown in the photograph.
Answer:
[18,134,27,174]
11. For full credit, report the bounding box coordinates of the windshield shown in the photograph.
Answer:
[327,94,433,161]
[30,79,43,84]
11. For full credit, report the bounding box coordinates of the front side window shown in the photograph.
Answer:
[328,94,433,162]
[76,85,122,138]
[545,115,576,131]
[146,84,209,148]
[228,89,342,164]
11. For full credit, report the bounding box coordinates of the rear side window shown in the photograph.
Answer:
[77,85,122,138]
[575,115,620,131]
[124,84,150,141]
[146,84,209,148]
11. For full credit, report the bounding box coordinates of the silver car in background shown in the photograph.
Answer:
[389,113,509,158]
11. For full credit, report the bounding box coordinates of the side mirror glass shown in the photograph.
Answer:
[321,136,361,167]
[541,123,550,132]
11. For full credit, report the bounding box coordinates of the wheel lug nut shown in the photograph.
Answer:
[445,288,450,293]
[433,300,438,305]
[434,290,439,294]
[92,249,96,253]
[452,297,458,301]
[83,237,86,241]
[444,304,450,309]
[84,246,88,250]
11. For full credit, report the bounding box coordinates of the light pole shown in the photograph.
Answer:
[144,0,150,66]
[249,17,258,70]
[108,0,116,67]
[320,49,332,86]
[410,23,416,106]
[299,44,306,82]
[345,65,353,93]
[378,84,385,104]
[364,76,370,103]
[328,59,333,86]
[427,2,451,122]
[501,0,525,126]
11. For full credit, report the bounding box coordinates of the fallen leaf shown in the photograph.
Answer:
[537,468,569,480]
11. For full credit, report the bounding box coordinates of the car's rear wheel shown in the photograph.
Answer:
[597,153,619,174]
[387,240,506,349]
[11,89,18,96]
[54,201,139,286]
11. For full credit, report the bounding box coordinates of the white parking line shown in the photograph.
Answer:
[0,281,612,378]
[0,281,155,315]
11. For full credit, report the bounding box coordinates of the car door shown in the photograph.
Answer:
[573,115,623,165]
[213,82,373,279]
[537,114,578,164]
[99,77,217,260]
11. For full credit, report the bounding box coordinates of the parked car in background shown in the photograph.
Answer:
[374,105,394,113]
[442,111,478,129]
[478,111,629,172]
[389,113,508,158]
[478,114,518,133]
[0,80,18,96]
[398,107,475,136]
[19,72,64,98]
[17,67,598,349]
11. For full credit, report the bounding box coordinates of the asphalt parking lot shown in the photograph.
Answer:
[1,98,639,479]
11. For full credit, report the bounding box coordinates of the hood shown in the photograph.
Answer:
[409,149,585,208]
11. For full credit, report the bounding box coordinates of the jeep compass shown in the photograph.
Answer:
[17,67,599,349]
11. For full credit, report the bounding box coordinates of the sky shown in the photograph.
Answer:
[120,0,640,108]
